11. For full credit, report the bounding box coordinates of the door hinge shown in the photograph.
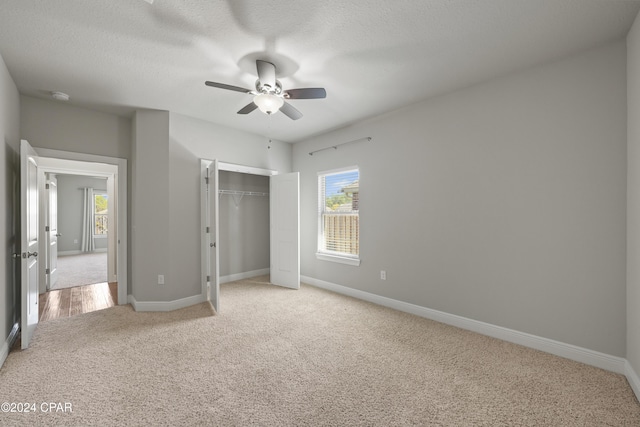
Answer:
[45,226,50,232]
[205,176,209,184]
[206,275,211,282]
[45,268,50,274]
[45,184,49,190]
[206,226,210,233]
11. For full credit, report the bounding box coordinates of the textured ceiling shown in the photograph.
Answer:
[0,0,638,143]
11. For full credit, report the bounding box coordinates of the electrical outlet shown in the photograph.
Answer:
[380,270,386,280]
[158,275,165,285]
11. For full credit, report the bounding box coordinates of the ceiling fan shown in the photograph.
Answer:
[205,60,326,120]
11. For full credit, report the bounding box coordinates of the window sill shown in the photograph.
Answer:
[316,252,361,266]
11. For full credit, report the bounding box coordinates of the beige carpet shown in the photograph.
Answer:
[52,252,108,290]
[1,276,639,426]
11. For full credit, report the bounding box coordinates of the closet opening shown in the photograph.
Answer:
[201,159,300,313]
[218,170,271,284]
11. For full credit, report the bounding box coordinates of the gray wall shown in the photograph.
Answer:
[20,95,132,293]
[17,96,291,304]
[20,96,130,159]
[0,53,20,350]
[129,111,291,302]
[627,10,640,377]
[55,174,108,253]
[293,41,628,357]
[6,32,633,365]
[166,112,290,300]
[169,113,291,300]
[219,171,270,277]
[131,110,171,301]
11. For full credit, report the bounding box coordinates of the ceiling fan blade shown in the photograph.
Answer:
[284,88,327,99]
[205,81,252,94]
[237,102,258,115]
[279,102,303,120]
[256,60,276,90]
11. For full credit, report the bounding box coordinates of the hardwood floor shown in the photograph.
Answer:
[39,282,118,322]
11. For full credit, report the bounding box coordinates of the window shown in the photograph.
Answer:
[317,167,360,266]
[94,193,108,236]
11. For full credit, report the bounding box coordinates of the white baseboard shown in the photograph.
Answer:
[59,250,82,256]
[0,323,20,369]
[220,268,270,284]
[127,293,206,312]
[59,248,107,256]
[625,360,640,400]
[301,275,627,375]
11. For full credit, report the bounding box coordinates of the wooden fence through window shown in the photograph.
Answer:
[323,213,359,255]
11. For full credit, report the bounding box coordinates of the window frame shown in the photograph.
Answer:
[316,166,361,266]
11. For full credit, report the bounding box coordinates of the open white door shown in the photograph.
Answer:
[270,172,300,289]
[203,160,219,312]
[20,140,39,349]
[47,175,59,289]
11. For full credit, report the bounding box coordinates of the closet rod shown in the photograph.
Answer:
[308,136,372,156]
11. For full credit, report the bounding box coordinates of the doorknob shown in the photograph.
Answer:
[55,233,62,237]
[27,251,38,258]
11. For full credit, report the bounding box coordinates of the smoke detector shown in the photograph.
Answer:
[51,91,70,101]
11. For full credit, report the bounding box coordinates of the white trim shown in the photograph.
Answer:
[317,166,360,262]
[33,148,128,306]
[0,323,20,369]
[59,250,82,256]
[220,268,271,284]
[218,161,276,177]
[317,165,360,176]
[200,160,211,304]
[301,275,627,374]
[58,249,107,256]
[625,360,640,401]
[127,293,207,312]
[316,252,361,266]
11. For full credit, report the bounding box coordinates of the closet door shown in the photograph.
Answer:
[270,172,300,289]
[201,159,220,312]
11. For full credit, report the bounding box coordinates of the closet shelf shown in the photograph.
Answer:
[218,189,269,197]
[219,189,269,207]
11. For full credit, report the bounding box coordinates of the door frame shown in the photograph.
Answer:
[37,167,115,292]
[32,148,128,305]
[200,159,218,311]
[200,160,277,311]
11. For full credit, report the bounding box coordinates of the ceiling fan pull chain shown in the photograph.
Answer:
[267,114,272,149]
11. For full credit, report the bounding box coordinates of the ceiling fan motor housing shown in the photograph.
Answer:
[256,79,283,96]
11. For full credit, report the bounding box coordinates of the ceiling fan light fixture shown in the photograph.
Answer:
[254,93,284,115]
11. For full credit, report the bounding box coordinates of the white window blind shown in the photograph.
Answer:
[318,167,359,259]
